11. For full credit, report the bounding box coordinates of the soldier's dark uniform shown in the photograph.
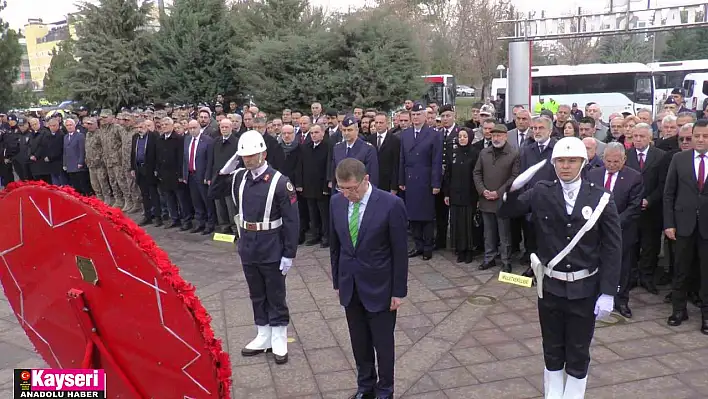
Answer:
[435,105,461,250]
[327,116,379,190]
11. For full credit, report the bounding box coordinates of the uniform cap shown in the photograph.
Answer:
[664,96,677,105]
[341,115,357,127]
[438,104,454,115]
[671,87,685,96]
[236,130,267,157]
[411,103,425,112]
[491,124,507,133]
[100,109,114,117]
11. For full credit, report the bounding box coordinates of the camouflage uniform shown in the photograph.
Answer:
[85,129,111,201]
[97,112,129,208]
[120,121,142,212]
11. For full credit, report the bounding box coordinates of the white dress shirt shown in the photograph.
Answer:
[348,182,373,228]
[537,137,550,152]
[377,131,387,147]
[636,147,648,164]
[603,170,617,192]
[517,128,530,146]
[694,150,708,183]
[189,134,202,171]
[560,179,582,215]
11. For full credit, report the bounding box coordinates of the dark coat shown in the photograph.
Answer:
[366,131,400,192]
[625,146,667,211]
[130,132,159,185]
[398,126,443,221]
[281,143,303,188]
[443,142,480,205]
[156,133,184,191]
[498,180,622,299]
[587,166,644,246]
[663,150,708,239]
[211,134,239,181]
[263,132,286,173]
[330,187,409,312]
[299,140,330,199]
[473,142,520,213]
[30,129,63,176]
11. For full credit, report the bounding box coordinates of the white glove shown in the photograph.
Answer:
[279,257,293,276]
[219,153,240,175]
[594,294,614,320]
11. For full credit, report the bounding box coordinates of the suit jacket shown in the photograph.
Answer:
[330,187,409,312]
[295,130,312,146]
[519,138,556,190]
[587,166,643,245]
[663,150,708,239]
[299,140,330,199]
[182,134,214,182]
[212,134,239,181]
[263,132,286,173]
[367,131,400,192]
[507,128,534,151]
[202,125,219,140]
[498,179,622,299]
[156,133,184,191]
[63,131,86,173]
[327,127,343,144]
[131,132,159,185]
[473,142,520,213]
[626,146,667,213]
[328,138,379,188]
[31,129,63,176]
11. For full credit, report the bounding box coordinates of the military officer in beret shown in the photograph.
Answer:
[498,137,621,399]
[399,102,443,260]
[209,130,299,365]
[327,115,379,190]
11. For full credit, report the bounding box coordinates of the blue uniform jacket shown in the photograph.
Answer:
[328,138,379,187]
[330,187,409,312]
[398,126,443,221]
[498,179,622,299]
[208,166,299,264]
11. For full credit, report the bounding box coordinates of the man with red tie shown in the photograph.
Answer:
[183,119,216,235]
[330,158,408,399]
[587,143,644,318]
[663,119,708,334]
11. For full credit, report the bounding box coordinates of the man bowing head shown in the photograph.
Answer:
[330,158,409,399]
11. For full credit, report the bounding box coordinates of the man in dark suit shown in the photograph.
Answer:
[663,119,708,333]
[434,104,460,250]
[625,123,667,294]
[212,118,239,234]
[183,119,216,235]
[157,117,190,230]
[298,123,330,247]
[588,143,643,318]
[62,118,90,195]
[367,112,400,193]
[399,103,443,260]
[131,121,162,226]
[330,158,408,399]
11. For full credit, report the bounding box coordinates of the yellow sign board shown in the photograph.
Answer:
[212,233,236,243]
[498,271,533,288]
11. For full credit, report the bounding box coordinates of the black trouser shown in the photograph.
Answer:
[434,191,448,249]
[345,286,397,397]
[34,174,51,184]
[410,220,434,253]
[243,262,289,326]
[472,210,484,250]
[538,292,596,379]
[12,161,32,181]
[67,171,91,196]
[617,242,636,305]
[176,182,194,226]
[306,197,329,242]
[671,232,708,315]
[637,214,662,283]
[510,216,523,252]
[297,192,309,235]
[137,171,161,220]
[162,188,181,224]
[0,162,14,186]
[188,173,215,228]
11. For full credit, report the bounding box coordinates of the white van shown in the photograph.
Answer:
[682,72,708,113]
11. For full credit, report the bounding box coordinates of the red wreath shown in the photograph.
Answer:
[0,180,231,398]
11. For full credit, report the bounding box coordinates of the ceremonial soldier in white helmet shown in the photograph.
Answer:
[498,136,621,399]
[209,130,299,364]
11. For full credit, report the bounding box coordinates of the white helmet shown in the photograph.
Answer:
[236,130,267,157]
[551,137,588,163]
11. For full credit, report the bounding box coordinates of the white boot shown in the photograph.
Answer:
[563,374,587,399]
[241,325,271,356]
[544,368,564,399]
[271,325,288,364]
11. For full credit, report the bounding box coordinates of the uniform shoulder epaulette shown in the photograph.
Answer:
[365,141,372,146]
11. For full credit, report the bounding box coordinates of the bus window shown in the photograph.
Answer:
[634,74,652,104]
[703,81,708,96]
[685,80,695,97]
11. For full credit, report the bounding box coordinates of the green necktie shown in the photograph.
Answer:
[349,202,360,246]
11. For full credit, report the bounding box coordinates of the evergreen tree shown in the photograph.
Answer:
[148,0,237,103]
[43,40,78,103]
[0,1,23,111]
[596,34,652,64]
[70,0,153,109]
[661,28,708,61]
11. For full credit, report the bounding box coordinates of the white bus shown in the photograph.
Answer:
[422,74,456,106]
[648,59,708,102]
[491,63,655,116]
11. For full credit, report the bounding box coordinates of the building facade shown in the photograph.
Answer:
[24,16,77,90]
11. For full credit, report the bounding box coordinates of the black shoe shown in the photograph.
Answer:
[179,224,191,232]
[201,227,214,235]
[456,252,466,263]
[701,317,708,335]
[688,292,703,308]
[305,238,321,246]
[521,267,534,277]
[422,251,432,260]
[240,347,271,357]
[640,279,659,295]
[153,219,163,227]
[501,264,512,273]
[615,303,632,318]
[408,249,423,258]
[274,353,288,365]
[164,221,178,229]
[190,225,204,234]
[664,292,672,304]
[348,392,375,399]
[667,310,689,326]
[478,260,496,270]
[320,240,329,248]
[138,218,153,227]
[216,225,231,234]
[464,251,474,264]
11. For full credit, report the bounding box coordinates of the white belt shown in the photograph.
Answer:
[544,267,598,282]
[235,216,283,231]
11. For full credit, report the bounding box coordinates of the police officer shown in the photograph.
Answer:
[327,115,379,190]
[498,137,621,398]
[209,130,299,365]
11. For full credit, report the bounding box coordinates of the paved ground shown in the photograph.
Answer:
[1,223,708,398]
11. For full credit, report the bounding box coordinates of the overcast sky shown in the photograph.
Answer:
[3,0,698,30]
